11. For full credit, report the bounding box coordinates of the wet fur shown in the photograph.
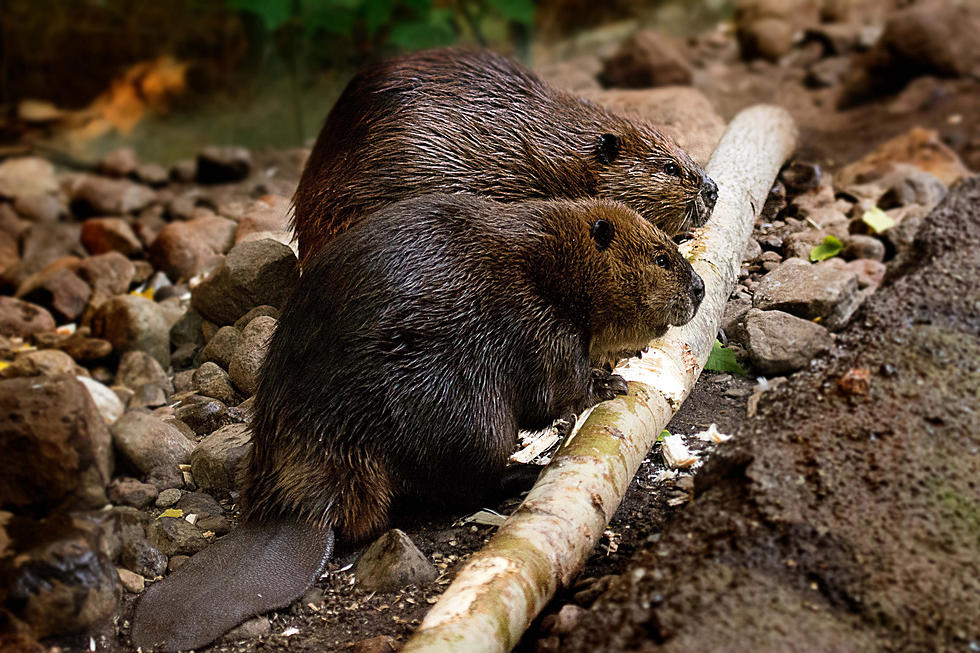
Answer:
[293,48,717,266]
[131,195,703,650]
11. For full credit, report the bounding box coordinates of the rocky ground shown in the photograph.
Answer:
[1,0,978,651]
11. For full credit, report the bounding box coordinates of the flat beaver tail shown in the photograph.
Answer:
[131,518,333,652]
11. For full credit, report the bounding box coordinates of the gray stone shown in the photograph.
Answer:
[743,308,834,375]
[107,478,158,509]
[842,235,885,262]
[783,230,830,260]
[233,305,280,331]
[127,382,168,410]
[170,309,205,349]
[117,567,145,593]
[193,361,241,405]
[91,295,170,367]
[191,423,251,491]
[155,487,182,508]
[197,145,252,183]
[111,412,194,477]
[69,175,157,216]
[222,616,271,642]
[753,258,862,330]
[0,296,55,338]
[146,516,209,556]
[76,375,125,425]
[228,315,276,396]
[191,239,298,326]
[0,157,58,200]
[356,529,438,592]
[13,192,64,222]
[173,394,231,436]
[200,325,241,369]
[116,349,173,394]
[176,491,225,518]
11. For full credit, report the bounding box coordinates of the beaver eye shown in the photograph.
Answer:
[590,219,615,250]
[655,254,671,269]
[664,162,681,177]
[598,133,621,164]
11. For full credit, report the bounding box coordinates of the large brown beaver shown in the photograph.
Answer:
[292,48,718,266]
[131,194,704,651]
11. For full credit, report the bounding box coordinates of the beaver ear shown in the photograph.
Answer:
[590,219,615,250]
[597,133,621,164]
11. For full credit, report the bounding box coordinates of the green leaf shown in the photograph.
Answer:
[487,0,536,24]
[227,0,294,31]
[861,206,896,234]
[809,234,843,262]
[705,339,746,375]
[387,9,456,49]
[657,429,670,442]
[363,0,397,36]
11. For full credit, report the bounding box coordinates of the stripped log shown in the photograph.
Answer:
[401,105,798,653]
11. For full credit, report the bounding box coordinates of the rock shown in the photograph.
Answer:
[174,394,231,436]
[69,175,157,216]
[0,375,113,510]
[542,604,589,636]
[168,555,190,571]
[148,215,237,280]
[191,239,298,326]
[0,230,18,276]
[350,635,399,653]
[805,55,851,88]
[191,423,251,492]
[176,491,225,518]
[753,258,862,331]
[110,412,194,477]
[721,296,753,342]
[355,528,438,592]
[171,159,197,183]
[534,56,603,93]
[155,487,182,508]
[0,157,58,200]
[81,217,142,256]
[146,517,209,556]
[842,235,885,262]
[838,1,980,108]
[578,87,725,166]
[233,305,280,330]
[2,349,79,378]
[228,315,276,395]
[783,229,829,260]
[0,296,55,337]
[842,258,886,289]
[16,264,92,322]
[14,192,65,222]
[156,296,187,331]
[738,17,794,61]
[76,252,136,312]
[170,311,205,351]
[171,342,199,370]
[91,295,170,367]
[115,349,173,394]
[107,478,159,509]
[836,127,971,188]
[1,515,120,638]
[127,382,168,410]
[200,325,241,368]
[743,308,833,375]
[600,30,692,88]
[234,195,291,244]
[779,161,822,194]
[197,514,231,536]
[222,616,271,642]
[136,162,169,187]
[197,146,252,183]
[193,361,241,405]
[76,375,125,424]
[875,164,948,212]
[117,567,145,593]
[121,538,168,579]
[2,223,85,293]
[98,147,140,177]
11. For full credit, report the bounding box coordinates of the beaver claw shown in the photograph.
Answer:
[590,367,629,403]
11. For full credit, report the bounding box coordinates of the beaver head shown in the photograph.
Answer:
[589,121,719,237]
[531,199,704,361]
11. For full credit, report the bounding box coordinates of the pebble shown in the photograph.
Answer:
[842,235,886,262]
[174,394,232,436]
[742,308,834,375]
[121,537,168,578]
[91,295,171,367]
[81,217,143,256]
[753,258,862,330]
[193,361,241,405]
[108,478,159,509]
[196,145,252,183]
[15,264,92,322]
[2,349,79,378]
[600,29,693,88]
[355,528,438,592]
[234,194,291,244]
[69,174,157,216]
[191,423,252,491]
[111,412,194,477]
[0,295,55,337]
[127,382,169,410]
[176,491,225,518]
[117,567,146,593]
[0,375,113,510]
[76,375,125,424]
[222,616,271,642]
[146,516,209,556]
[116,349,174,394]
[0,156,59,200]
[228,315,276,396]
[148,215,237,280]
[199,325,241,369]
[155,488,183,508]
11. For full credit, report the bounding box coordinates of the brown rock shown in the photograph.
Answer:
[111,411,194,477]
[115,349,173,394]
[16,263,92,322]
[90,295,170,367]
[1,222,84,290]
[0,230,19,275]
[146,517,209,556]
[2,349,79,378]
[76,251,136,315]
[69,175,157,216]
[98,147,139,177]
[351,635,398,653]
[228,315,276,395]
[13,193,65,222]
[836,127,971,189]
[148,215,237,280]
[534,56,602,93]
[355,529,438,592]
[577,87,725,166]
[0,375,113,510]
[0,157,58,200]
[234,194,291,244]
[0,296,55,337]
[196,146,252,184]
[81,217,143,256]
[601,30,693,88]
[837,367,870,395]
[190,423,251,491]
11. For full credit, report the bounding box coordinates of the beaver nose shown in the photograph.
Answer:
[701,175,719,212]
[691,271,705,307]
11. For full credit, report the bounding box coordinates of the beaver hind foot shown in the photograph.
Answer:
[131,519,334,652]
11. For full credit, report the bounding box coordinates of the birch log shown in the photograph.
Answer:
[401,105,799,653]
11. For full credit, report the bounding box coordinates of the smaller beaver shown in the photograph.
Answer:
[131,194,704,651]
[293,47,718,266]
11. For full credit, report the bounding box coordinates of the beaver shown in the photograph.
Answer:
[131,194,704,651]
[292,47,718,266]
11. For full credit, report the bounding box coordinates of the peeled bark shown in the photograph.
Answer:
[401,105,799,653]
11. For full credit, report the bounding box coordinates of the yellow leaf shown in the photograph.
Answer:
[158,508,183,519]
[131,287,154,300]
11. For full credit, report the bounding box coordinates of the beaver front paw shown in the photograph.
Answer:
[590,367,629,404]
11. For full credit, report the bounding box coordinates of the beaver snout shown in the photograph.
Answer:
[691,271,705,307]
[701,175,718,213]
[668,269,705,327]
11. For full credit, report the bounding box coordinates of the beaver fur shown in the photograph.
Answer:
[131,194,703,651]
[292,47,718,266]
